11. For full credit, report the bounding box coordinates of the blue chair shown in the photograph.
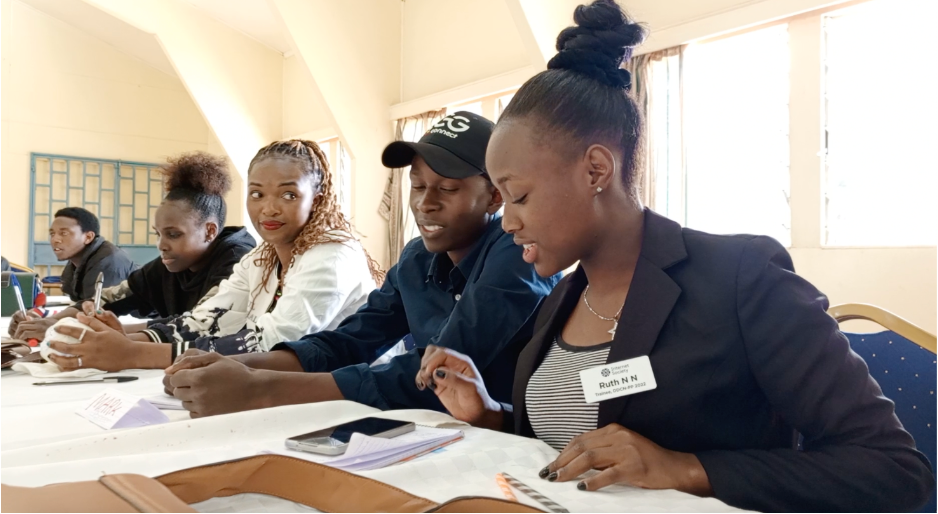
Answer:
[831,304,937,513]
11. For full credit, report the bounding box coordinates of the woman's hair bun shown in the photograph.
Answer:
[162,151,231,197]
[547,0,647,89]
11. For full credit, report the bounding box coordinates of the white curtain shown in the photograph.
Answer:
[626,46,685,213]
[379,109,447,267]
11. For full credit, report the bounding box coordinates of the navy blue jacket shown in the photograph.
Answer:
[279,216,560,411]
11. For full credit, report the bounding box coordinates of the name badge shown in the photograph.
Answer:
[579,356,657,403]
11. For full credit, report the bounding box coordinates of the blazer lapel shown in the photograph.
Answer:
[598,210,687,427]
[513,268,586,434]
[597,257,681,426]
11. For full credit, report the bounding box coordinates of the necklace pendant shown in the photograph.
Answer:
[608,320,618,337]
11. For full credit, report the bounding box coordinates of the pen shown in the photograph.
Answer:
[501,473,569,513]
[495,473,518,502]
[92,271,104,313]
[10,275,39,347]
[33,376,139,386]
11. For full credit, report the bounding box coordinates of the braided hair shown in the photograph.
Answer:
[499,0,647,194]
[247,140,384,308]
[161,151,231,226]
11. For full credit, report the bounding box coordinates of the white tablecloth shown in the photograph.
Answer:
[1,321,743,512]
[1,368,190,451]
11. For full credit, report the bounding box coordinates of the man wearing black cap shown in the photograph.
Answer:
[164,112,560,416]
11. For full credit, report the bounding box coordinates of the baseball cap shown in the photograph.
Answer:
[381,111,494,179]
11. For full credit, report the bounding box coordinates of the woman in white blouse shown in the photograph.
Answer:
[48,140,383,371]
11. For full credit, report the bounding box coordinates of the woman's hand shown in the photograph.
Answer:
[13,315,55,341]
[47,314,169,371]
[416,345,503,429]
[81,301,125,334]
[540,423,712,496]
[165,352,266,417]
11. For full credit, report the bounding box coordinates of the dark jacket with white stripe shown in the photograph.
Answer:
[509,209,934,512]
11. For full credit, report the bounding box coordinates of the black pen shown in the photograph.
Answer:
[33,376,139,386]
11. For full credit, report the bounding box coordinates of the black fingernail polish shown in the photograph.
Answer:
[577,482,587,491]
[538,466,550,478]
[428,382,437,391]
[547,472,558,482]
[435,369,446,378]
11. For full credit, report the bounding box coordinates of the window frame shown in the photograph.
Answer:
[28,152,163,278]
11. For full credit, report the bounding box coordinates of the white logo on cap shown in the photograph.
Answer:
[434,116,471,133]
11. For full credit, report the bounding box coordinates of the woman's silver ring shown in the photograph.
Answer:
[77,357,83,368]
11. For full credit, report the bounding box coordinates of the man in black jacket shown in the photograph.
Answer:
[51,207,137,301]
[11,208,138,339]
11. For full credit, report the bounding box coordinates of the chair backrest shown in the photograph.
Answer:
[7,262,35,274]
[842,330,936,513]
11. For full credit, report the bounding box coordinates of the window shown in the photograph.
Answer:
[447,89,518,122]
[648,25,791,245]
[682,24,791,246]
[647,51,684,222]
[822,0,937,246]
[449,101,483,117]
[316,137,353,219]
[29,154,162,277]
[496,92,515,120]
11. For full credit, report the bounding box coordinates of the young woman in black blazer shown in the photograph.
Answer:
[415,1,934,511]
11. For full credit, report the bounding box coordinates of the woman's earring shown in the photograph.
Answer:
[596,187,603,193]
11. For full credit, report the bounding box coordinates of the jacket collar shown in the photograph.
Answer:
[73,236,105,268]
[514,208,688,433]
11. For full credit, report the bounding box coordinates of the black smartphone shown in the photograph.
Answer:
[284,417,415,456]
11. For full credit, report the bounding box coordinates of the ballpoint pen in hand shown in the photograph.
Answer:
[10,274,39,347]
[92,271,104,313]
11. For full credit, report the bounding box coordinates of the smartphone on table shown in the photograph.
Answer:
[285,417,415,456]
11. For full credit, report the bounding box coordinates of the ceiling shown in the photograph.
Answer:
[183,0,292,54]
[18,0,177,75]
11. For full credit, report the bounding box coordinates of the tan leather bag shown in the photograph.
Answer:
[1,454,544,513]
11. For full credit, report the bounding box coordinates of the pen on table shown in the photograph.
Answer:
[495,473,518,502]
[33,376,139,386]
[501,472,569,513]
[10,274,39,347]
[92,271,105,313]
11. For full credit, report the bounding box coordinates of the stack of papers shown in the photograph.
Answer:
[282,426,463,472]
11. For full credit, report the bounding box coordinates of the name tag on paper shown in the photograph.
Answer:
[580,356,657,403]
[77,389,170,430]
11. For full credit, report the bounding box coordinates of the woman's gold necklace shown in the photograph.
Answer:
[582,285,623,338]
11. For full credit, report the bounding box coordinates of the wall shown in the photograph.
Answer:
[791,249,936,333]
[206,132,245,231]
[401,0,530,102]
[273,0,401,266]
[0,0,221,265]
[84,0,284,178]
[282,55,332,140]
